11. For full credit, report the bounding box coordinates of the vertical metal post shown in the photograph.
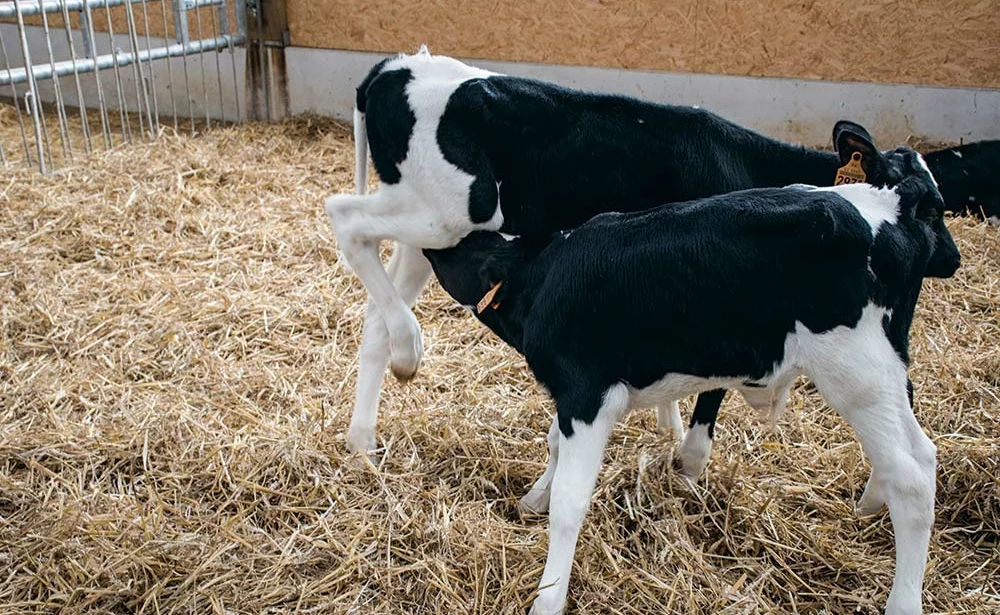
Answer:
[193,1,210,127]
[103,0,134,142]
[61,0,94,154]
[210,2,225,122]
[173,0,196,133]
[123,0,152,140]
[159,0,179,131]
[78,0,93,59]
[82,0,114,148]
[224,0,241,121]
[253,0,268,120]
[11,0,48,172]
[245,0,287,122]
[0,29,33,164]
[39,5,73,162]
[139,0,161,133]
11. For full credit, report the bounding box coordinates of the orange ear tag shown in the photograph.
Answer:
[835,151,867,185]
[476,281,503,314]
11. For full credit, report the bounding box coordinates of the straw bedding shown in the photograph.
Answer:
[1,108,998,615]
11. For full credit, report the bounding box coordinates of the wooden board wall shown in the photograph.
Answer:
[287,0,1000,89]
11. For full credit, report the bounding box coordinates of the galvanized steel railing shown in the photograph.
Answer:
[0,0,247,172]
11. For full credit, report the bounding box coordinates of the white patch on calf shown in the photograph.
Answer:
[816,183,899,238]
[677,422,712,478]
[360,53,505,248]
[914,152,938,187]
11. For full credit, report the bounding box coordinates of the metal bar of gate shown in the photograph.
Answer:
[0,0,160,18]
[0,28,33,164]
[11,0,48,173]
[60,0,93,154]
[0,33,244,86]
[80,0,114,148]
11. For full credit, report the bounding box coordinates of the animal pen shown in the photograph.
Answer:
[0,0,289,172]
[1,1,999,614]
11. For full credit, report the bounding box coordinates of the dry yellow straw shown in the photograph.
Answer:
[1,103,998,614]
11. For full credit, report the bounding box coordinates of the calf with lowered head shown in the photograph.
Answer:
[423,135,959,615]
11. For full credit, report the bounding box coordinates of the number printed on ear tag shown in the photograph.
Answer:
[835,151,867,185]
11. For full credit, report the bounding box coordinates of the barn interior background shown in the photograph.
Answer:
[1,1,998,614]
[3,0,1000,168]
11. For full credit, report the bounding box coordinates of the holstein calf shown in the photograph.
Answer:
[923,140,1000,224]
[423,138,959,615]
[324,47,982,456]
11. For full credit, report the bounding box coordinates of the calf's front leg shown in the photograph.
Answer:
[530,384,628,615]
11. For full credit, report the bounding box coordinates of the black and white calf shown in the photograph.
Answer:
[422,134,958,615]
[324,47,983,456]
[924,140,1000,224]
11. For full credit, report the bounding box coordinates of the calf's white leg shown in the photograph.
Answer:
[857,469,887,516]
[655,400,684,438]
[326,194,425,381]
[806,327,935,615]
[677,422,712,479]
[530,384,628,615]
[345,244,432,453]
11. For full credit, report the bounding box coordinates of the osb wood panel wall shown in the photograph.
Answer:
[287,0,1000,89]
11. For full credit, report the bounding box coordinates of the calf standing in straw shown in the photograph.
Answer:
[422,135,959,614]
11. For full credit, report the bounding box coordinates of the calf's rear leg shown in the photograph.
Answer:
[675,389,726,478]
[655,400,684,439]
[518,416,560,515]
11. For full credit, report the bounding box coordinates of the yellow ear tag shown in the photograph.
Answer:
[476,281,503,314]
[835,151,867,185]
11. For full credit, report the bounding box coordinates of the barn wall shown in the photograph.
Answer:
[286,48,1000,146]
[286,0,1000,90]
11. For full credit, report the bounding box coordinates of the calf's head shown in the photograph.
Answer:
[833,121,961,278]
[423,232,530,310]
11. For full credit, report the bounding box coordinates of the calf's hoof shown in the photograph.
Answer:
[855,498,886,517]
[388,317,423,381]
[345,428,377,456]
[517,490,550,517]
[675,429,711,479]
[528,600,563,615]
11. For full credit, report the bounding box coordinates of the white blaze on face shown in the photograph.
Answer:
[914,152,938,187]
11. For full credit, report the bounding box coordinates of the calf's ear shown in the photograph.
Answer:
[477,255,510,305]
[833,120,883,182]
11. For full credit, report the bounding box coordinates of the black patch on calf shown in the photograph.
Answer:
[436,75,844,237]
[364,68,416,185]
[690,389,726,439]
[355,58,390,112]
[438,79,500,224]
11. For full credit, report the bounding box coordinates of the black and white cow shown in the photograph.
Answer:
[924,140,1000,224]
[324,47,984,456]
[422,133,959,615]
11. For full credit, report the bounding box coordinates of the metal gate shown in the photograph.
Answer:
[0,0,276,173]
